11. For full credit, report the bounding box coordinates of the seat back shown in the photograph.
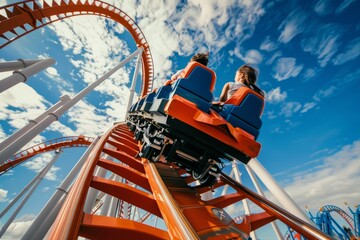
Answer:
[176,62,216,92]
[149,62,216,114]
[169,62,216,112]
[140,91,157,112]
[220,87,265,138]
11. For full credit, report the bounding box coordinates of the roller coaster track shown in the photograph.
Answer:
[0,135,94,173]
[320,205,355,232]
[0,0,154,96]
[46,122,331,240]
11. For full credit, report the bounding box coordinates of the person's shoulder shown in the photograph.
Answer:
[234,82,245,86]
[223,82,231,88]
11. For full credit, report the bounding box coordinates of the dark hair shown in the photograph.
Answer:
[191,52,209,66]
[238,65,264,97]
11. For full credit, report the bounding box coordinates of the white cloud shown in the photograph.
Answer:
[0,188,9,202]
[314,0,336,16]
[0,83,50,133]
[235,49,263,65]
[266,87,287,104]
[313,85,336,101]
[48,15,132,89]
[46,67,58,76]
[303,68,318,80]
[260,36,278,52]
[22,152,60,181]
[0,125,6,141]
[333,37,360,65]
[135,0,263,75]
[1,214,35,240]
[65,100,113,137]
[44,0,267,98]
[0,1,8,9]
[278,9,308,44]
[43,65,73,93]
[335,0,356,14]
[280,140,360,212]
[301,23,343,67]
[279,101,302,118]
[273,57,303,81]
[45,121,77,137]
[265,50,282,65]
[0,83,79,152]
[300,102,317,113]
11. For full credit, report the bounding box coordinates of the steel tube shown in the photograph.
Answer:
[0,59,41,72]
[21,137,99,240]
[0,49,140,165]
[125,47,143,119]
[247,158,313,225]
[245,164,283,240]
[0,95,70,158]
[0,151,62,238]
[0,58,55,93]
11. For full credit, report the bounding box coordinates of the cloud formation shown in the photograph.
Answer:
[278,9,309,44]
[273,57,303,81]
[266,87,287,104]
[333,37,360,65]
[281,140,360,212]
[0,188,9,202]
[22,152,60,181]
[301,23,343,67]
[1,214,35,240]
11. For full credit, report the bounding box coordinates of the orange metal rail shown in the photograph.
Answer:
[0,0,154,96]
[47,122,331,240]
[0,135,94,173]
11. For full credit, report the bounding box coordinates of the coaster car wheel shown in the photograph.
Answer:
[192,160,220,187]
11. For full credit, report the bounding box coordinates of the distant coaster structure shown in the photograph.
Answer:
[307,204,360,240]
[0,1,333,239]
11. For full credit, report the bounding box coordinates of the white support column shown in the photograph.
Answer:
[0,49,141,165]
[21,137,99,240]
[0,58,55,93]
[125,47,143,118]
[247,158,313,225]
[0,95,71,165]
[0,95,70,157]
[244,165,283,240]
[0,59,41,72]
[0,150,62,238]
[230,161,257,240]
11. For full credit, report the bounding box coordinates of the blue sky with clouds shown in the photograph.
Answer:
[0,0,360,239]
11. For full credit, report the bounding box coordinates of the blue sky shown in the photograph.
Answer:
[0,0,360,239]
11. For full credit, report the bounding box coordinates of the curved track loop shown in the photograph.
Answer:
[0,0,154,95]
[0,135,94,173]
[320,205,355,231]
[48,123,332,240]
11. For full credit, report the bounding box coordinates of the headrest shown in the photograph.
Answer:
[177,62,216,91]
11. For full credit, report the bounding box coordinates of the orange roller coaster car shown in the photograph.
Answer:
[127,62,265,186]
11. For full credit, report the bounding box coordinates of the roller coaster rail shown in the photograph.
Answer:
[0,135,94,174]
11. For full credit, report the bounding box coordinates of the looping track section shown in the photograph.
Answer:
[47,123,331,240]
[0,0,154,95]
[0,135,94,173]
